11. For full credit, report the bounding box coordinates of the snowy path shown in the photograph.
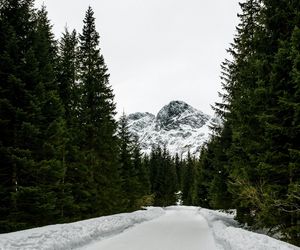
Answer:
[80,206,217,250]
[1,206,298,250]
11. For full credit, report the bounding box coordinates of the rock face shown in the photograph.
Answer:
[127,101,217,157]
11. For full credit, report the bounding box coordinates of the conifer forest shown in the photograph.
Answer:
[0,0,299,246]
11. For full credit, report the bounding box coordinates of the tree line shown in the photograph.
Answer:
[0,0,138,232]
[199,0,300,246]
[0,0,199,233]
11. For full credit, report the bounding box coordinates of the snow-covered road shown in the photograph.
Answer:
[80,206,217,250]
[1,206,298,250]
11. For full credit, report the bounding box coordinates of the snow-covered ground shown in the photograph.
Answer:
[0,207,164,250]
[199,208,299,250]
[0,206,299,250]
[80,206,216,250]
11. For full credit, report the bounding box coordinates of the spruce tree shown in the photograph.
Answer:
[57,28,78,124]
[202,0,300,244]
[36,5,68,223]
[117,113,139,210]
[197,145,212,207]
[77,6,122,216]
[149,146,175,206]
[56,28,80,220]
[133,139,151,203]
[0,1,67,230]
[0,0,40,231]
[182,152,198,205]
[159,147,177,206]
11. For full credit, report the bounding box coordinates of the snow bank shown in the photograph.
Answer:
[0,207,165,250]
[199,208,299,250]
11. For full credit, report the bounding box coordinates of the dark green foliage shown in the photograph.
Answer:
[116,114,152,209]
[199,0,300,245]
[174,153,183,190]
[0,0,36,231]
[161,147,178,205]
[196,147,211,208]
[203,125,232,209]
[133,141,151,200]
[0,2,143,232]
[148,146,178,206]
[56,28,79,220]
[117,113,140,210]
[0,0,67,231]
[182,152,198,205]
[75,6,123,217]
[57,28,78,124]
[0,0,181,229]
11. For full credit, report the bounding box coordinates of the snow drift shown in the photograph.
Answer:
[1,206,298,250]
[199,208,299,250]
[0,207,165,250]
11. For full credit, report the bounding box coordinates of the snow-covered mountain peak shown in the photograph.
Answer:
[156,100,190,121]
[127,101,215,157]
[156,100,210,131]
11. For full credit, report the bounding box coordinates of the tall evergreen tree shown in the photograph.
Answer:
[197,145,212,207]
[77,6,122,217]
[117,113,139,210]
[0,1,67,230]
[133,139,151,201]
[0,0,38,231]
[201,0,300,245]
[57,28,78,124]
[56,28,80,220]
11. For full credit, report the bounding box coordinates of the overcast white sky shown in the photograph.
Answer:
[35,0,240,116]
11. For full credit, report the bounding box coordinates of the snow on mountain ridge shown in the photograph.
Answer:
[127,100,215,157]
[155,100,210,131]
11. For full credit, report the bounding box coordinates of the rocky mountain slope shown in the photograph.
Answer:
[127,101,218,157]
